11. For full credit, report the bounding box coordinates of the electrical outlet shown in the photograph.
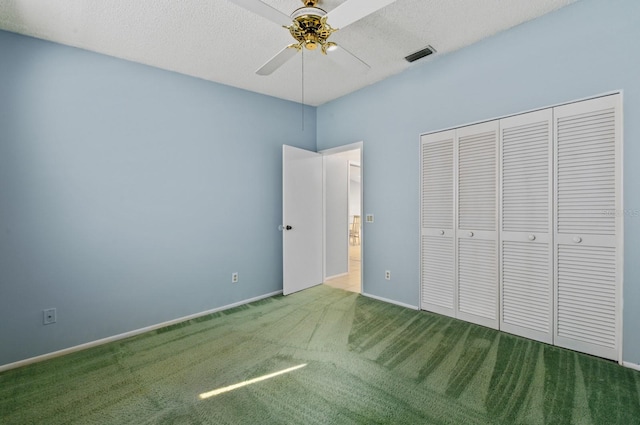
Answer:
[232,272,239,283]
[43,308,57,325]
[385,270,391,280]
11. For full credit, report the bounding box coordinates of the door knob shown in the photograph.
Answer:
[439,230,445,235]
[468,232,474,237]
[573,236,582,243]
[528,234,536,241]
[285,225,293,231]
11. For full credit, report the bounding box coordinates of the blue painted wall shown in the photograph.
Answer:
[3,0,640,367]
[317,0,640,363]
[0,31,316,365]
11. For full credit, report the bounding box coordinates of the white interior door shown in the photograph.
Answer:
[283,145,323,295]
[499,109,554,344]
[420,130,456,317]
[553,94,622,361]
[456,121,499,329]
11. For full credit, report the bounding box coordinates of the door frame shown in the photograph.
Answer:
[319,142,364,293]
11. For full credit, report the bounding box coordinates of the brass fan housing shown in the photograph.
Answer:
[288,6,336,52]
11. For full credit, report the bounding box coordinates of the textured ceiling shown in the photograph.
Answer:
[0,0,576,105]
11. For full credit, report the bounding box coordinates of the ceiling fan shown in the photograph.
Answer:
[228,0,398,75]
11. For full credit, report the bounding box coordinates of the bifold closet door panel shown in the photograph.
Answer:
[554,94,622,361]
[456,121,499,329]
[499,109,553,344]
[420,130,455,317]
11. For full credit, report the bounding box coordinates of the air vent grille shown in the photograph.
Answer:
[405,46,435,63]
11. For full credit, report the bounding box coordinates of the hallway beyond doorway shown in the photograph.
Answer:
[324,244,361,293]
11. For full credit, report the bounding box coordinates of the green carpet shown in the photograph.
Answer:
[1,285,639,424]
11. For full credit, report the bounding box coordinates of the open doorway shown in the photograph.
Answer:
[321,143,362,294]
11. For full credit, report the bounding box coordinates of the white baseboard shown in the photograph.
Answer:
[0,290,282,373]
[324,272,348,280]
[362,292,420,310]
[622,361,640,371]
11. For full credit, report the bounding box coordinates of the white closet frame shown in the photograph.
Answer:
[419,92,623,363]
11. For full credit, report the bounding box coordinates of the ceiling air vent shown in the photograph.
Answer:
[405,46,435,63]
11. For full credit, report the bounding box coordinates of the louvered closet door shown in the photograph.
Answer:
[499,109,553,344]
[554,94,622,361]
[421,130,455,317]
[456,121,499,329]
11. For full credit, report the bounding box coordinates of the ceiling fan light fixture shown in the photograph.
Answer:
[229,0,397,75]
[288,5,336,52]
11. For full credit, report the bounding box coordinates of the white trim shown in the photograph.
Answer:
[325,272,349,280]
[322,154,328,281]
[0,290,282,373]
[318,141,364,157]
[622,361,640,371]
[362,292,420,310]
[420,90,623,138]
[617,92,624,365]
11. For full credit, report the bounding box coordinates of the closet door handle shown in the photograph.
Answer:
[528,234,536,241]
[439,230,445,236]
[468,232,474,237]
[573,236,582,243]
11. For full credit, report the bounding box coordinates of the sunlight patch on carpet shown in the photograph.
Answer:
[198,363,307,399]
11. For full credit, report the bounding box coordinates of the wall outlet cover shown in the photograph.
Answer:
[43,308,57,325]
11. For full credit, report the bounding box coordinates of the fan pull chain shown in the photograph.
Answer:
[301,48,305,131]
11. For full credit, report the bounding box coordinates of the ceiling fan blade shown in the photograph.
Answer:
[326,0,397,29]
[256,44,300,76]
[327,44,370,72]
[227,0,292,27]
